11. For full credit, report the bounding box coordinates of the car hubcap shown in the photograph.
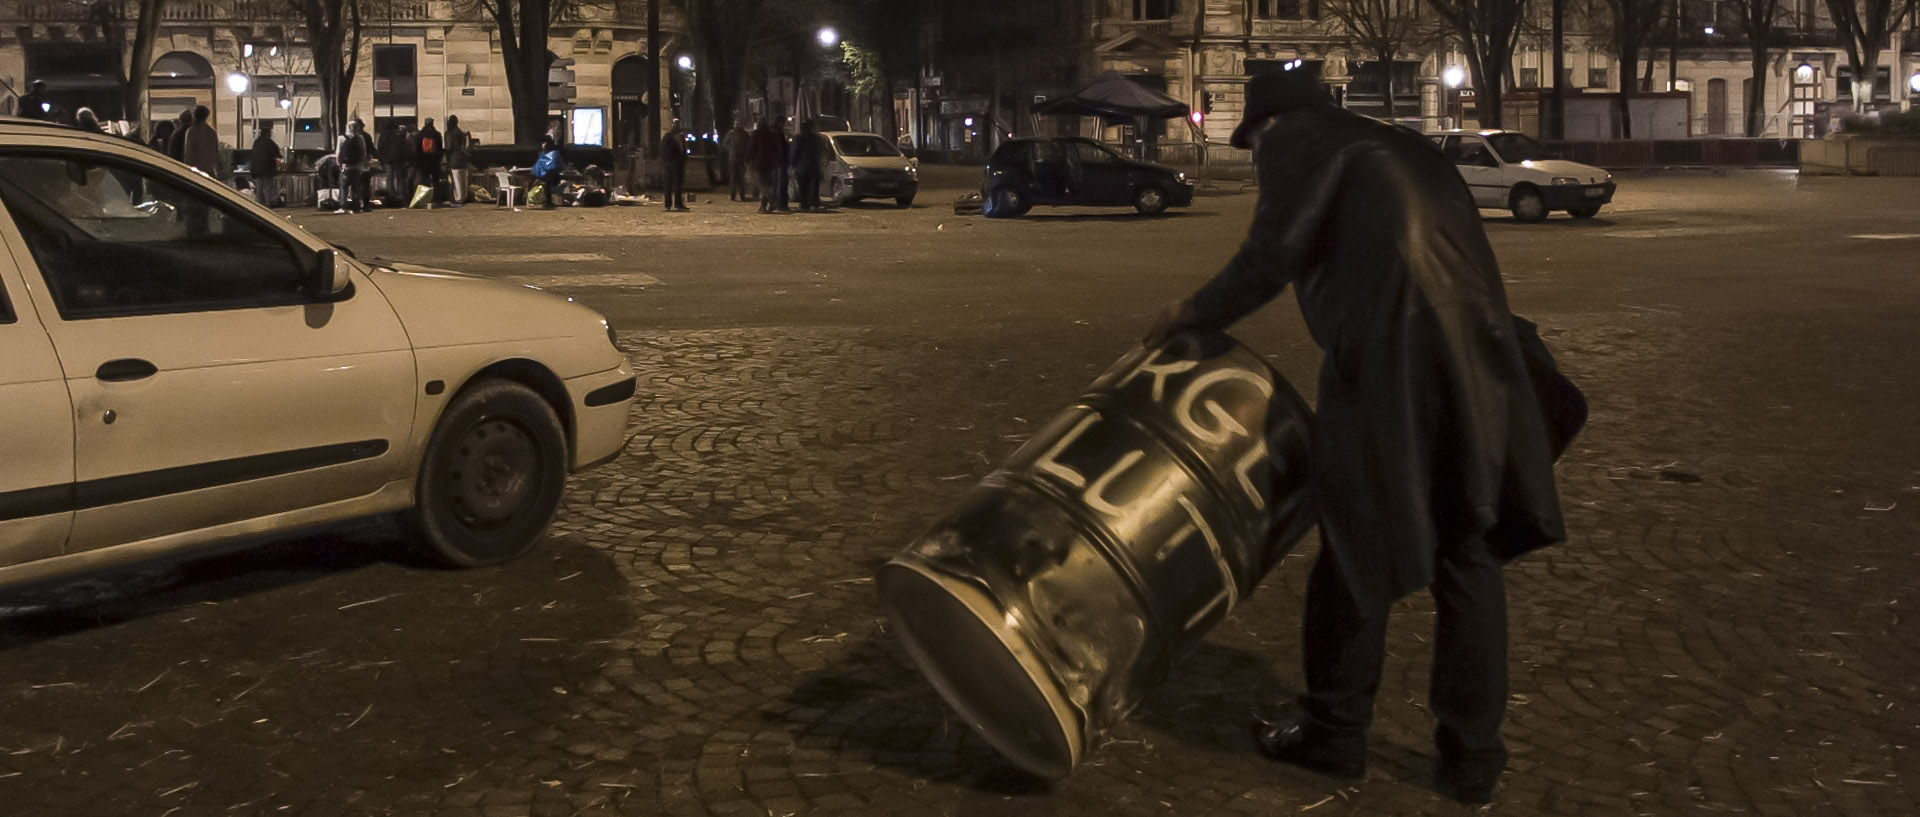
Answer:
[447,417,538,529]
[1141,190,1163,208]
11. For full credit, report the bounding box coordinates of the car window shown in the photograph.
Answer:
[1065,141,1119,165]
[830,134,902,157]
[0,152,313,320]
[1444,137,1499,168]
[1485,133,1557,163]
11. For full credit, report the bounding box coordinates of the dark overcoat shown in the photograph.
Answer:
[1185,106,1574,609]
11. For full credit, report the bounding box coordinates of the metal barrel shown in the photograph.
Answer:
[877,333,1315,779]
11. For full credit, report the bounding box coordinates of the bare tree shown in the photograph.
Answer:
[286,0,365,143]
[674,0,768,135]
[1427,0,1530,128]
[1823,0,1915,110]
[1724,0,1788,135]
[1602,0,1665,137]
[452,0,602,144]
[1324,0,1444,117]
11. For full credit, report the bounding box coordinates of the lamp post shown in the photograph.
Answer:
[226,71,250,161]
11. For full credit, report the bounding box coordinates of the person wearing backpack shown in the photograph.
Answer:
[414,118,444,203]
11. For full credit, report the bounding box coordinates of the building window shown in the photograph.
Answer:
[1257,0,1316,17]
[1519,67,1540,88]
[1589,67,1609,88]
[1133,0,1173,20]
[1836,66,1892,102]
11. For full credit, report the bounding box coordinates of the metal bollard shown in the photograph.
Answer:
[878,333,1315,779]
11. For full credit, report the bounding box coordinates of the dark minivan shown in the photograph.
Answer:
[982,137,1195,218]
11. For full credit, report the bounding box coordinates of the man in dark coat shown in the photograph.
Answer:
[1145,67,1583,805]
[746,120,785,214]
[661,118,690,211]
[248,122,281,206]
[722,122,751,201]
[788,118,823,211]
[443,115,471,205]
[166,109,193,161]
[17,80,49,120]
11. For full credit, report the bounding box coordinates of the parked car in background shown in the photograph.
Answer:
[792,130,919,207]
[1426,129,1615,222]
[981,137,1194,218]
[0,118,635,591]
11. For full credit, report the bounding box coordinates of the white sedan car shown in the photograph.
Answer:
[0,119,634,589]
[1427,129,1615,222]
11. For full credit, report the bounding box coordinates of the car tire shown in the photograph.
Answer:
[1133,184,1170,215]
[1567,205,1601,219]
[403,379,568,568]
[1509,186,1548,223]
[829,178,847,207]
[984,186,1027,219]
[895,194,914,208]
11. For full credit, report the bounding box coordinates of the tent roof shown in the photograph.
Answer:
[1034,71,1189,123]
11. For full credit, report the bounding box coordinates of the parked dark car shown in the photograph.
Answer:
[981,137,1194,218]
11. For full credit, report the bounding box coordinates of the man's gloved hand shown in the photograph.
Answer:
[1143,298,1202,348]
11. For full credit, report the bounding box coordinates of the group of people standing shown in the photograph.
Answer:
[321,116,471,213]
[730,118,826,214]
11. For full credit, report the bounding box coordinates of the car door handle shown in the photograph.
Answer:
[96,358,158,382]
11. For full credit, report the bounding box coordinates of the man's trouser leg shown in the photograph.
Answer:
[1430,537,1508,775]
[1301,545,1388,754]
[451,168,468,203]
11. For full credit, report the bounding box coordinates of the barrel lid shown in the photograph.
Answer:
[878,559,1081,779]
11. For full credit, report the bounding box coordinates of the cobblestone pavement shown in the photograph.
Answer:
[1,172,1917,816]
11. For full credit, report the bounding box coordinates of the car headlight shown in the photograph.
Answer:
[907,164,918,179]
[1176,171,1189,184]
[1551,176,1580,185]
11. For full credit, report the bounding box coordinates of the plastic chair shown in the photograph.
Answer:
[494,169,522,209]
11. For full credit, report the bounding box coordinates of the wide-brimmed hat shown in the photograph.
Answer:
[1230,67,1332,149]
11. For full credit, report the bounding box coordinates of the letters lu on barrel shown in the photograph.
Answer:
[877,334,1315,779]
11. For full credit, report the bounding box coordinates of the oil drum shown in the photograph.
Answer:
[877,333,1315,779]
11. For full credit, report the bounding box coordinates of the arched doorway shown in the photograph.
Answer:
[150,51,215,133]
[611,55,650,153]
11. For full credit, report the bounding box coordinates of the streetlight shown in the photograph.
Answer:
[816,26,838,48]
[1703,25,1715,35]
[1795,63,1815,83]
[677,54,693,70]
[1909,72,1920,95]
[1443,66,1466,88]
[226,72,249,165]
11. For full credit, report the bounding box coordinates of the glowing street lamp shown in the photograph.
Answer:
[1795,62,1815,83]
[1443,66,1466,88]
[677,54,693,70]
[226,72,250,94]
[816,26,839,48]
[1910,72,1920,94]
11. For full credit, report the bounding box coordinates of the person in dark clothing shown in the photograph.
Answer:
[337,118,374,213]
[248,122,282,207]
[747,120,785,214]
[788,119,822,211]
[17,80,49,120]
[661,118,690,211]
[166,109,192,161]
[149,120,175,155]
[413,118,443,203]
[443,115,471,205]
[378,123,411,204]
[722,123,751,201]
[1143,68,1585,806]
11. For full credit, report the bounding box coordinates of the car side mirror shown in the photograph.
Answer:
[308,248,348,298]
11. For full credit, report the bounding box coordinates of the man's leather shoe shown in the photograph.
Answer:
[1433,764,1499,805]
[1250,713,1365,780]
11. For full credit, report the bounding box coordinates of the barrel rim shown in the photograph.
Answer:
[877,558,1081,779]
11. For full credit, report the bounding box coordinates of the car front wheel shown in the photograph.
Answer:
[404,379,568,568]
[1567,205,1601,219]
[895,194,915,208]
[984,186,1027,218]
[1133,184,1170,215]
[1509,186,1548,223]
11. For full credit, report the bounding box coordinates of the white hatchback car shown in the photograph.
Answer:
[1427,129,1615,222]
[0,119,634,589]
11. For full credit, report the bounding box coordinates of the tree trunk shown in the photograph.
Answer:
[494,0,555,146]
[126,0,166,139]
[881,71,896,144]
[1615,42,1638,139]
[1745,47,1767,136]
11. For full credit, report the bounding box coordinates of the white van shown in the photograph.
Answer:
[1427,129,1615,222]
[795,131,919,208]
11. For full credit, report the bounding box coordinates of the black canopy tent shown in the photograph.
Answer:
[1031,71,1202,165]
[1033,70,1190,123]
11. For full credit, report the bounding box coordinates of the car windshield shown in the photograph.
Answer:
[1485,133,1558,163]
[832,135,902,157]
